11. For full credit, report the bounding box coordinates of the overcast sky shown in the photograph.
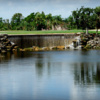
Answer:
[0,0,100,20]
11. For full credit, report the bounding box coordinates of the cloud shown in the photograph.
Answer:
[8,1,13,6]
[0,0,100,19]
[0,0,93,4]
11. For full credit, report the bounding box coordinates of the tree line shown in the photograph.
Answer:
[68,6,100,34]
[0,12,66,31]
[0,6,100,33]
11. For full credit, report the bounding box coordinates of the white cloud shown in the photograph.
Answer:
[0,0,100,19]
[8,1,13,6]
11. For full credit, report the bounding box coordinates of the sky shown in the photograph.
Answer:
[0,0,100,20]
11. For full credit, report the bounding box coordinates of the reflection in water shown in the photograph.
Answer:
[0,52,12,62]
[35,54,44,77]
[0,50,100,100]
[0,51,34,62]
[73,63,100,85]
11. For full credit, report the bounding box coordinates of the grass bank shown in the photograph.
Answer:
[0,30,100,35]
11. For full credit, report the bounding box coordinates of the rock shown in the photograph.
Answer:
[24,48,33,51]
[0,34,18,53]
[14,46,18,49]
[1,50,6,53]
[42,47,50,51]
[81,33,100,49]
[12,49,16,51]
[32,46,39,51]
[66,46,70,49]
[52,46,57,49]
[77,32,81,35]
[20,49,26,51]
[56,46,65,50]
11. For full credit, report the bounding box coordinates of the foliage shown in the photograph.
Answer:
[94,6,100,33]
[72,7,96,30]
[0,18,4,30]
[11,13,23,30]
[0,6,100,31]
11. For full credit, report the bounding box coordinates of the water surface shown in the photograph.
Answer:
[0,50,100,100]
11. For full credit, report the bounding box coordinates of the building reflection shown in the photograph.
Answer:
[73,62,100,85]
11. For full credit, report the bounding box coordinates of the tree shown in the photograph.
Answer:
[3,19,11,30]
[72,9,80,29]
[34,12,47,30]
[25,13,35,23]
[46,13,53,29]
[67,15,74,29]
[11,13,23,30]
[72,6,94,34]
[95,6,100,34]
[52,15,63,30]
[0,18,4,30]
[24,13,35,30]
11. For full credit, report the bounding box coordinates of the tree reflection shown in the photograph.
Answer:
[0,52,12,62]
[35,54,44,78]
[0,51,36,62]
[73,62,100,85]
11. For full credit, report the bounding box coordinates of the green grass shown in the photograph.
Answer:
[88,31,100,34]
[0,30,100,35]
[0,30,83,35]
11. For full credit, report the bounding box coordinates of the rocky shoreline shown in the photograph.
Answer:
[81,33,100,49]
[0,34,18,53]
[1,33,100,53]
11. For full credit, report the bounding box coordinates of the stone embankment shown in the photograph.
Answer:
[0,33,79,53]
[81,33,100,49]
[0,34,18,53]
[1,33,100,53]
[19,46,66,52]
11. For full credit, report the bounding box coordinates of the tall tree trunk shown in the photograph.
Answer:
[86,27,88,34]
[96,27,98,34]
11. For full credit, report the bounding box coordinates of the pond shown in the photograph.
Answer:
[0,50,100,100]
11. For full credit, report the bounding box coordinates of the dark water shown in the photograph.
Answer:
[0,50,100,100]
